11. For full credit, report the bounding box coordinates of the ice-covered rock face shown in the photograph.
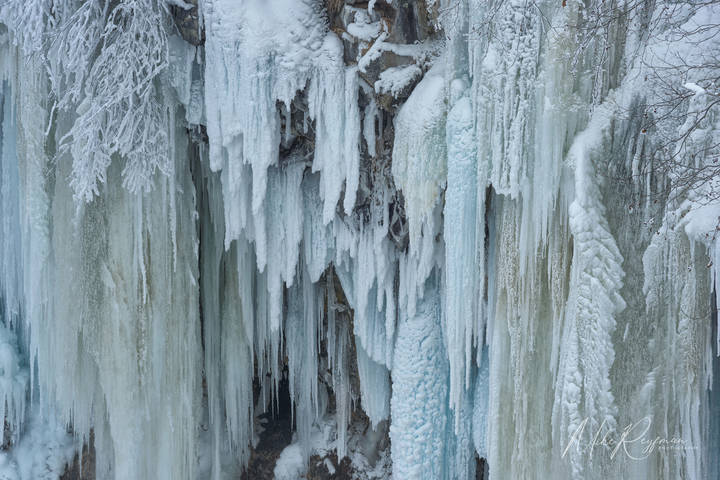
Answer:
[0,0,719,479]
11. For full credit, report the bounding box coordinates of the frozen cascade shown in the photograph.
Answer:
[0,80,28,447]
[354,339,391,430]
[552,99,626,480]
[203,0,361,241]
[444,78,485,425]
[0,80,21,332]
[53,121,202,480]
[325,275,352,459]
[389,271,450,479]
[391,65,447,249]
[640,200,715,480]
[0,0,718,479]
[286,261,322,458]
[472,347,489,460]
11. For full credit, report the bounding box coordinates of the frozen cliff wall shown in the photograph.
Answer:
[0,0,719,479]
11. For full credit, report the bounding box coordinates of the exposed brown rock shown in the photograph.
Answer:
[170,0,204,46]
[60,432,95,480]
[241,378,294,480]
[306,452,355,479]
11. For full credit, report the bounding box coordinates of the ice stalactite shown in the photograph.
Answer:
[0,81,28,449]
[11,54,54,447]
[196,145,228,480]
[52,115,202,480]
[391,65,447,248]
[286,262,322,457]
[220,239,256,465]
[196,150,255,479]
[469,0,538,201]
[345,227,397,370]
[0,77,28,424]
[325,274,352,459]
[309,63,362,223]
[3,31,204,474]
[354,337,390,430]
[485,193,564,479]
[639,202,715,480]
[203,0,360,233]
[444,77,485,425]
[472,347,489,460]
[264,161,305,332]
[0,322,27,448]
[0,80,21,332]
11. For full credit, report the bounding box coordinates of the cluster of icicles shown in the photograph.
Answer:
[0,0,718,479]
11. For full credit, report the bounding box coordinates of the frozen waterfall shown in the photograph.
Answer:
[0,0,719,479]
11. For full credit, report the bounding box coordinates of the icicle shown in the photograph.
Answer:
[352,231,387,365]
[446,367,476,480]
[343,67,361,216]
[333,317,351,459]
[135,194,148,304]
[362,95,378,158]
[391,65,447,249]
[443,78,484,428]
[204,0,361,234]
[309,58,362,224]
[264,161,304,332]
[0,81,19,323]
[302,173,334,283]
[15,56,53,421]
[285,260,320,458]
[472,347,489,460]
[201,207,223,480]
[355,340,390,428]
[0,79,28,444]
[222,240,255,467]
[641,198,716,479]
[469,0,540,201]
[0,323,28,445]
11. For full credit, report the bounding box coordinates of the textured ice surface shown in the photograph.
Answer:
[392,65,447,248]
[390,273,450,479]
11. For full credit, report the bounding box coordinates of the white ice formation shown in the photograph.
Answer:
[0,0,719,479]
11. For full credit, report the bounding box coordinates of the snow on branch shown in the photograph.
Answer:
[2,0,173,202]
